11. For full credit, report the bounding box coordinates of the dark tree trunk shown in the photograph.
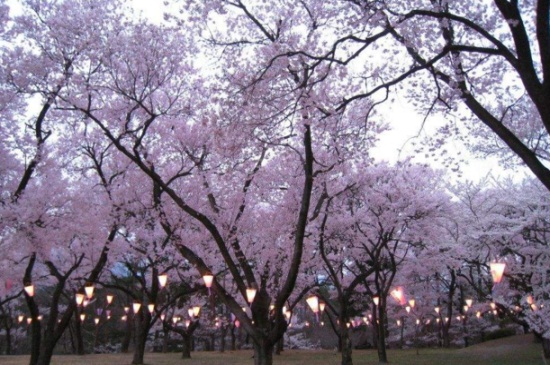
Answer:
[74,312,85,356]
[121,316,132,353]
[253,341,274,365]
[162,327,169,353]
[5,325,12,355]
[131,311,150,365]
[340,323,353,365]
[540,335,550,359]
[219,325,227,353]
[230,326,237,351]
[275,338,283,355]
[376,301,388,363]
[181,334,192,359]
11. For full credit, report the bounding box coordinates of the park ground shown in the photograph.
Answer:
[0,334,544,365]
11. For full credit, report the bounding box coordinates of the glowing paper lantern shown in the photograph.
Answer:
[158,273,168,288]
[202,274,214,295]
[75,293,85,306]
[408,299,416,308]
[24,284,35,297]
[106,295,114,305]
[489,262,506,283]
[17,315,24,323]
[94,318,100,325]
[373,296,380,306]
[406,306,411,314]
[246,288,257,304]
[306,295,319,313]
[193,306,201,317]
[390,287,404,304]
[80,314,86,321]
[148,304,155,313]
[434,306,440,314]
[465,299,473,308]
[132,302,141,313]
[84,283,95,299]
[319,301,326,313]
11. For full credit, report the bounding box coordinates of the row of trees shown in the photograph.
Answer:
[0,1,548,365]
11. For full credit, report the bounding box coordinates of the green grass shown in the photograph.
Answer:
[0,334,544,365]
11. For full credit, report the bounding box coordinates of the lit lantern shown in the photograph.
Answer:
[121,315,127,321]
[235,320,240,328]
[456,316,461,321]
[489,262,506,283]
[27,317,32,325]
[84,283,95,299]
[75,293,85,306]
[37,315,43,321]
[406,306,411,314]
[160,314,166,321]
[246,288,257,304]
[408,299,416,309]
[416,319,420,325]
[284,309,291,320]
[390,287,404,304]
[270,304,275,311]
[193,306,201,317]
[476,311,481,318]
[434,306,440,314]
[83,299,89,307]
[426,319,431,324]
[465,299,473,308]
[306,295,319,313]
[18,315,24,323]
[397,319,401,326]
[490,302,496,310]
[80,314,86,321]
[373,296,380,306]
[94,317,100,325]
[202,274,214,295]
[526,295,534,305]
[445,317,449,323]
[124,306,130,313]
[106,295,114,305]
[132,302,141,313]
[24,284,35,297]
[463,305,469,313]
[319,301,326,313]
[185,319,191,328]
[148,304,155,313]
[172,317,178,324]
[321,321,325,326]
[188,308,194,318]
[531,303,538,311]
[158,273,168,288]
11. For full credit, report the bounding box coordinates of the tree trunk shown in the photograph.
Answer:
[74,312,84,355]
[275,338,283,355]
[220,326,227,353]
[131,313,149,365]
[162,327,169,353]
[36,337,56,365]
[542,337,550,359]
[181,334,192,359]
[340,326,353,365]
[121,317,132,353]
[253,341,274,365]
[376,303,388,363]
[230,326,237,351]
[5,325,12,355]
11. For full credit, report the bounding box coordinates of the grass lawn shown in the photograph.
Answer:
[0,334,544,365]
